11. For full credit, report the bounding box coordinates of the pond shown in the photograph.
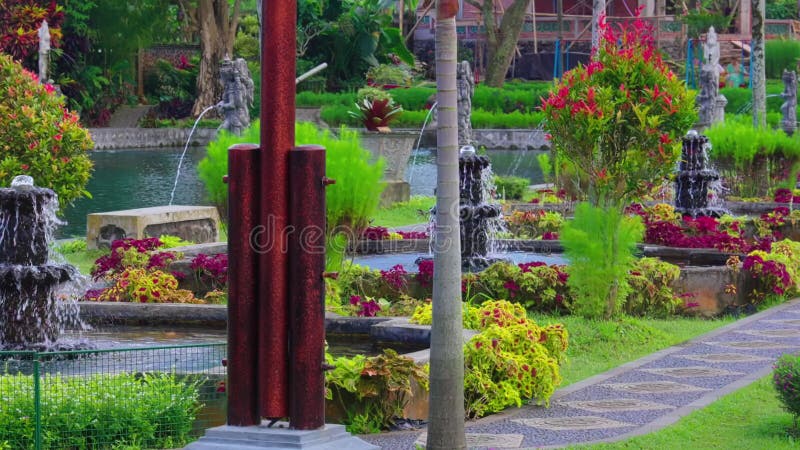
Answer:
[60,147,547,237]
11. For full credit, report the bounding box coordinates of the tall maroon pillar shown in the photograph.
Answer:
[226,144,260,426]
[259,0,296,418]
[288,146,327,429]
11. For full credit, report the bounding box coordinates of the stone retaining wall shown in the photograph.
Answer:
[89,126,548,151]
[89,127,218,150]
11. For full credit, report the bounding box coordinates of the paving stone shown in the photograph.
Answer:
[677,352,770,363]
[601,381,710,394]
[558,398,674,413]
[512,416,635,431]
[414,432,523,448]
[705,340,796,349]
[762,319,800,326]
[735,329,800,338]
[639,366,742,378]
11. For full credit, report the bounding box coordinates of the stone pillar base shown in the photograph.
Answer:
[184,422,378,450]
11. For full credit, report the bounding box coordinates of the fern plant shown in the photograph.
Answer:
[561,203,644,319]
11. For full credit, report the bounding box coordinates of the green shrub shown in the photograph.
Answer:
[410,299,567,417]
[773,353,800,428]
[766,39,800,79]
[494,175,529,200]
[767,0,799,18]
[366,64,413,87]
[471,109,544,129]
[390,109,432,128]
[296,91,356,107]
[472,83,550,113]
[390,87,436,110]
[0,372,200,449]
[320,104,362,127]
[562,203,644,319]
[197,122,384,267]
[704,116,800,197]
[0,53,94,209]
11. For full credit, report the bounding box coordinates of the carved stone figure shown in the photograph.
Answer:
[217,57,254,135]
[696,27,726,126]
[781,70,797,136]
[696,70,715,127]
[37,20,50,83]
[457,60,475,146]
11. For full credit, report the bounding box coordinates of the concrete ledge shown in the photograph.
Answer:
[410,128,549,150]
[185,423,378,450]
[79,301,227,327]
[86,205,220,249]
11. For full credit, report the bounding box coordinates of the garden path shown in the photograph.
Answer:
[361,298,800,449]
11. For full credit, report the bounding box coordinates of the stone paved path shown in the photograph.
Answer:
[361,298,800,449]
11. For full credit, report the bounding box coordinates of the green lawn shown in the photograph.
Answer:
[569,376,798,450]
[530,314,735,386]
[370,195,435,228]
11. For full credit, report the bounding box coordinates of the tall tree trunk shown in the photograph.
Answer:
[467,0,531,87]
[591,0,605,52]
[427,0,466,448]
[751,0,767,128]
[192,0,241,117]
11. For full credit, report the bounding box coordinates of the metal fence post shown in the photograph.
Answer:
[33,355,42,450]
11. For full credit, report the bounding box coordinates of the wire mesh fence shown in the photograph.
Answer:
[0,343,227,450]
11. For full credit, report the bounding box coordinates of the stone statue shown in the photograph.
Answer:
[696,70,715,127]
[37,20,50,83]
[696,27,726,127]
[781,69,797,136]
[457,60,475,146]
[217,57,254,135]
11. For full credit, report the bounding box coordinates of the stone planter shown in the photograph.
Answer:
[358,131,418,206]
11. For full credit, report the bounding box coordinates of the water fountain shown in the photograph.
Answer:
[0,176,82,350]
[457,146,505,271]
[674,131,729,218]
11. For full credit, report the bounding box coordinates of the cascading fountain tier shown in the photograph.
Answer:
[674,132,729,218]
[459,149,504,271]
[0,176,81,350]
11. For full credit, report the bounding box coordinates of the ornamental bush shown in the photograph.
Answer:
[773,353,800,429]
[0,372,199,449]
[0,53,93,209]
[411,299,568,417]
[542,15,696,208]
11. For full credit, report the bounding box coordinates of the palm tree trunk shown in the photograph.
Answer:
[427,0,466,448]
[591,0,605,52]
[751,0,767,128]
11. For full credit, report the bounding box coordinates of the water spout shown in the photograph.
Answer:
[169,104,217,205]
[408,102,438,186]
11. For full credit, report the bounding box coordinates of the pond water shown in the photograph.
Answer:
[60,147,546,237]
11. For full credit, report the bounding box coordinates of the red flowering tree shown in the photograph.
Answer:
[541,14,697,210]
[542,15,696,319]
[0,53,93,209]
[0,1,64,68]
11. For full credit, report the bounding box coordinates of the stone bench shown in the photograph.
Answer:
[86,205,221,250]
